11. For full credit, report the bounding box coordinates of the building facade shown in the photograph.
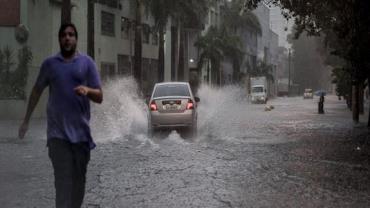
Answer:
[0,0,161,119]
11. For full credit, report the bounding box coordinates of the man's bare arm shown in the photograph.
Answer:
[74,86,103,104]
[19,86,43,139]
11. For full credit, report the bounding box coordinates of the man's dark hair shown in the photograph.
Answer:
[58,23,78,39]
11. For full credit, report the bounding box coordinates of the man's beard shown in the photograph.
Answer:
[60,45,76,58]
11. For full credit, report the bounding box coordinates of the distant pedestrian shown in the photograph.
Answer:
[318,95,325,114]
[18,23,103,208]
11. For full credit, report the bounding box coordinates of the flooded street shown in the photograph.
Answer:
[1,78,370,207]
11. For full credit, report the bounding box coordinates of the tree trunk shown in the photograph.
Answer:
[368,81,370,127]
[157,27,165,82]
[347,86,352,109]
[61,0,71,24]
[211,60,218,85]
[87,0,94,58]
[171,26,178,81]
[232,58,240,83]
[352,82,360,123]
[178,24,185,81]
[207,60,210,84]
[134,0,143,91]
[359,81,364,114]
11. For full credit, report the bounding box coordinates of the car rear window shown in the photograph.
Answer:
[252,86,264,93]
[153,84,190,97]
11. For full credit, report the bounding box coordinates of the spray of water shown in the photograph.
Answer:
[91,77,148,143]
[91,78,253,145]
[197,84,249,140]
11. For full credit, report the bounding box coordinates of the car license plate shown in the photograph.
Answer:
[164,104,178,110]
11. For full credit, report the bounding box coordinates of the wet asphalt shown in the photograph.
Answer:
[1,85,370,208]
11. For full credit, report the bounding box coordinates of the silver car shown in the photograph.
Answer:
[148,82,200,137]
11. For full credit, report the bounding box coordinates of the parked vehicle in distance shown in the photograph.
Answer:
[303,88,313,99]
[250,76,268,104]
[147,82,200,138]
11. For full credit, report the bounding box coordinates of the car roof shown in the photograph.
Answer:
[154,82,189,86]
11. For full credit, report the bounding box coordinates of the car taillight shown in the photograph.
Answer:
[186,99,194,110]
[150,101,157,111]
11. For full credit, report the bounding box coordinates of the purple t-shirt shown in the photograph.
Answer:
[35,52,101,150]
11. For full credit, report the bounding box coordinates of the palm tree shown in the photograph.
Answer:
[220,0,261,34]
[195,26,243,85]
[171,0,213,81]
[145,0,213,82]
[220,0,262,82]
[145,0,172,82]
[250,60,275,82]
[195,27,224,85]
[217,26,244,83]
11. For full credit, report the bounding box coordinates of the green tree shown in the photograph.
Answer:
[145,0,213,82]
[252,60,274,82]
[145,0,172,82]
[195,26,244,85]
[195,27,224,85]
[171,0,212,81]
[220,0,261,82]
[241,0,370,124]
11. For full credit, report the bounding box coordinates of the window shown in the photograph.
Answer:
[97,0,119,8]
[0,0,20,26]
[153,84,190,98]
[100,62,116,82]
[252,86,264,93]
[117,54,131,76]
[101,11,115,37]
[142,24,150,44]
[152,32,158,45]
[121,17,131,39]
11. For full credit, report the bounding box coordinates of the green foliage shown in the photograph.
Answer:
[274,0,368,77]
[221,0,262,34]
[249,60,274,82]
[331,67,351,97]
[195,26,244,84]
[0,46,32,100]
[243,0,369,106]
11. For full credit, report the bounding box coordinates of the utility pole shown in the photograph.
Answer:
[288,48,291,96]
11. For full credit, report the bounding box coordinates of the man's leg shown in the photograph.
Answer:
[71,143,90,208]
[48,139,74,208]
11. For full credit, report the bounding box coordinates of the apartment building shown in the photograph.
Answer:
[0,0,161,118]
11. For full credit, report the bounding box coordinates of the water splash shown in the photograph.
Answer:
[91,77,148,143]
[197,84,249,140]
[91,79,255,145]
